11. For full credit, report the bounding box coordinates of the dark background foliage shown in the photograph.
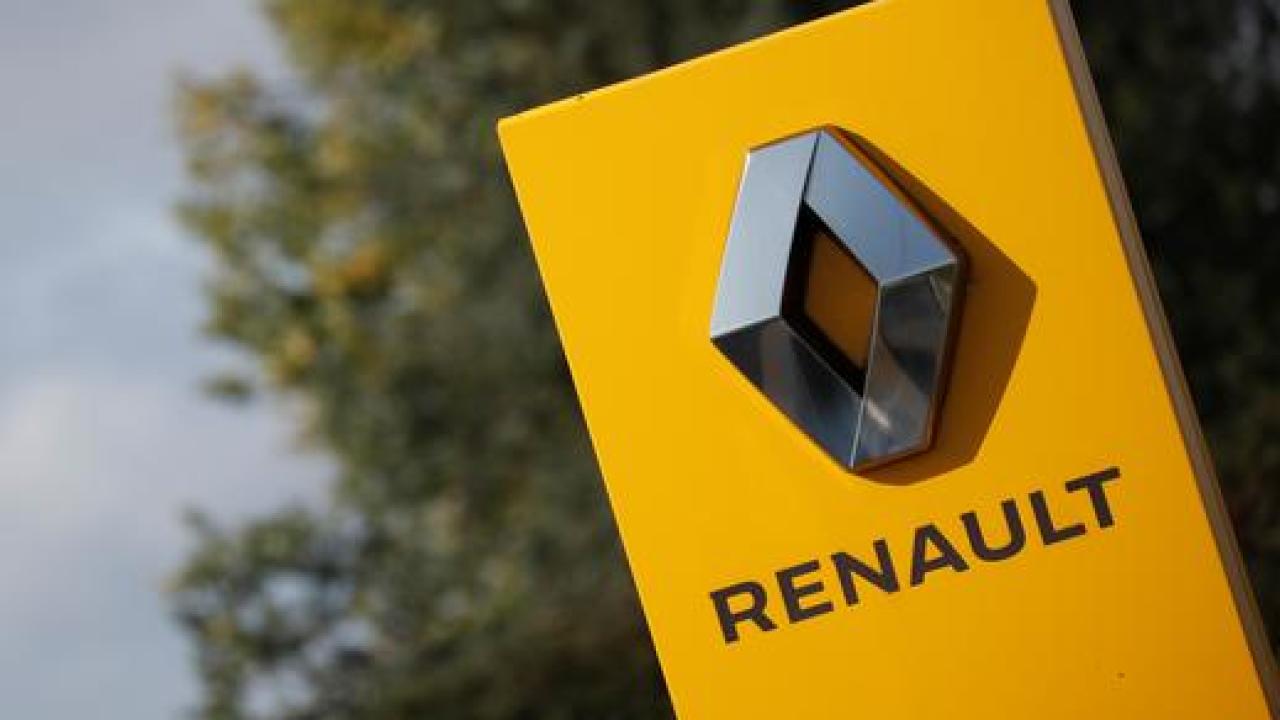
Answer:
[170,1,1280,716]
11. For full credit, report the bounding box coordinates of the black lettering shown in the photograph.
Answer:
[961,498,1026,562]
[710,581,777,644]
[1065,467,1121,529]
[1030,490,1086,545]
[910,523,970,586]
[776,560,834,623]
[831,539,900,605]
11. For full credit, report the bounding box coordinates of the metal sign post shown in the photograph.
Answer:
[499,1,1279,716]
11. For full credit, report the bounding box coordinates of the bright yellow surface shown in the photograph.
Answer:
[498,0,1275,717]
[803,227,877,369]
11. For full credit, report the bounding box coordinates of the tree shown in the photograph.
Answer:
[172,2,821,717]
[171,1,1280,717]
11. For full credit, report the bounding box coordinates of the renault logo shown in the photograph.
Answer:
[711,129,964,471]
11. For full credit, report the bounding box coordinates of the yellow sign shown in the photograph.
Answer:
[499,0,1278,716]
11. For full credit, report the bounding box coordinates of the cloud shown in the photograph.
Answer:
[0,0,329,717]
[0,370,328,718]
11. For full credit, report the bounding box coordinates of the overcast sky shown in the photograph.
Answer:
[0,2,330,717]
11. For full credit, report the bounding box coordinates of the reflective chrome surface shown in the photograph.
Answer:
[710,128,963,471]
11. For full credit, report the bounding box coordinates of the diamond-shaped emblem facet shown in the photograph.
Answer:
[711,129,963,471]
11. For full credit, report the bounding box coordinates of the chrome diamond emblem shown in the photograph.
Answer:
[710,128,963,471]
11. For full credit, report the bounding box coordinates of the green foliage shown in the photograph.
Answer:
[173,2,814,717]
[172,0,1280,717]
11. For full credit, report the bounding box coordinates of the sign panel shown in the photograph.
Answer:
[499,1,1279,716]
